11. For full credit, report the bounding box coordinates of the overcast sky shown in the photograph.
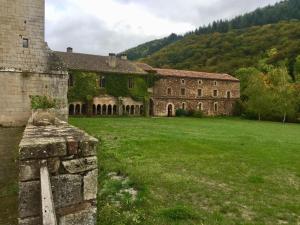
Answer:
[45,0,281,55]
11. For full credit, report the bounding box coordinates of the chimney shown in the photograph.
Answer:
[67,47,73,53]
[108,53,117,68]
[121,53,127,60]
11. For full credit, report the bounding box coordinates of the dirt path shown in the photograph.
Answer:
[0,128,23,225]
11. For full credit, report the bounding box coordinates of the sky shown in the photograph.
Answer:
[45,0,281,55]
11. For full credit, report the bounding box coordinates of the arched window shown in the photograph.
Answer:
[227,91,231,99]
[182,102,186,110]
[97,105,101,115]
[113,105,117,115]
[214,102,218,112]
[198,80,203,85]
[198,102,203,111]
[108,105,112,115]
[69,104,74,115]
[102,105,107,115]
[130,105,135,115]
[75,104,81,115]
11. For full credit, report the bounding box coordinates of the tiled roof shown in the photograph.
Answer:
[54,51,148,74]
[154,68,239,81]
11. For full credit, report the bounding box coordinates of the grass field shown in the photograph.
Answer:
[70,117,300,225]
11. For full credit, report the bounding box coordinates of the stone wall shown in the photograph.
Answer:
[152,77,240,116]
[0,71,68,127]
[18,119,98,225]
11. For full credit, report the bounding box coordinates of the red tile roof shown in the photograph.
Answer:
[154,68,239,81]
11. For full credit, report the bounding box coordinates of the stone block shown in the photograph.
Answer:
[79,138,98,156]
[51,174,82,208]
[19,217,41,225]
[59,207,97,225]
[66,137,78,155]
[19,157,60,181]
[19,181,40,218]
[62,157,97,174]
[19,137,66,160]
[84,169,98,200]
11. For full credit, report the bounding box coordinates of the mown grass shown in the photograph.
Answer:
[69,117,300,225]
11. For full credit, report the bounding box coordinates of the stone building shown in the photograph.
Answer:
[57,50,240,117]
[0,0,68,127]
[150,68,240,116]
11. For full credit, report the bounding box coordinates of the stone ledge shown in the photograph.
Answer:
[62,157,97,174]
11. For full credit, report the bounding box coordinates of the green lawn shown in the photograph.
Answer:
[70,117,300,225]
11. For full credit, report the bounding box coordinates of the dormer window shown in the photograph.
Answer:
[213,81,218,86]
[198,80,203,85]
[23,38,29,48]
[181,79,185,85]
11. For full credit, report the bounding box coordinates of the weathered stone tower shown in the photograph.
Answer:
[0,0,68,126]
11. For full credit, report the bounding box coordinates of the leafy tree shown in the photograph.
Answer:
[294,55,300,82]
[268,67,298,123]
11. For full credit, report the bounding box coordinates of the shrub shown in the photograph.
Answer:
[176,109,188,117]
[30,95,57,110]
[192,110,204,118]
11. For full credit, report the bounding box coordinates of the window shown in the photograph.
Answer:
[227,91,231,99]
[213,81,218,86]
[197,89,202,97]
[198,80,203,85]
[213,90,218,97]
[23,38,29,48]
[214,102,218,112]
[167,88,172,95]
[198,102,203,111]
[181,88,186,96]
[68,74,74,87]
[99,76,106,88]
[128,78,134,89]
[181,79,185,85]
[182,102,186,110]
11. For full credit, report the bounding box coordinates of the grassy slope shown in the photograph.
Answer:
[70,117,300,225]
[142,21,300,75]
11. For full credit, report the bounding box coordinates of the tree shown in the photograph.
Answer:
[244,72,272,120]
[68,71,99,116]
[268,67,297,123]
[294,55,300,82]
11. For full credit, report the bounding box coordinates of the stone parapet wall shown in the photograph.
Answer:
[18,119,98,225]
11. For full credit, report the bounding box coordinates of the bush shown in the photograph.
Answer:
[192,110,204,118]
[30,95,57,110]
[176,109,188,117]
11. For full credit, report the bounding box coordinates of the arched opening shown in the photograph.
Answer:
[113,105,117,115]
[102,105,107,115]
[130,105,135,115]
[122,105,125,115]
[75,104,81,115]
[135,105,140,115]
[126,105,130,115]
[108,105,112,115]
[97,105,101,115]
[214,102,218,112]
[149,99,154,116]
[182,102,186,110]
[227,91,231,99]
[198,102,203,111]
[81,104,87,115]
[140,105,144,116]
[69,104,74,115]
[92,104,96,115]
[167,104,173,117]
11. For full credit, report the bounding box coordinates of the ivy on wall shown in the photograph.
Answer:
[68,70,157,103]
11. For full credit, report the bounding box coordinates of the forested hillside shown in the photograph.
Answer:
[124,0,300,62]
[142,21,300,77]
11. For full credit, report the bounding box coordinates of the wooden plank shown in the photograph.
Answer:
[40,160,58,225]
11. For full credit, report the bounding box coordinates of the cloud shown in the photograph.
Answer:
[45,0,281,55]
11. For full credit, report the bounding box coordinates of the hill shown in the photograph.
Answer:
[123,33,182,61]
[142,20,300,75]
[124,0,300,64]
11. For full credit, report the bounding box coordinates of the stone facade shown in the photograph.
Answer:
[0,0,68,127]
[18,117,98,225]
[152,76,240,116]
